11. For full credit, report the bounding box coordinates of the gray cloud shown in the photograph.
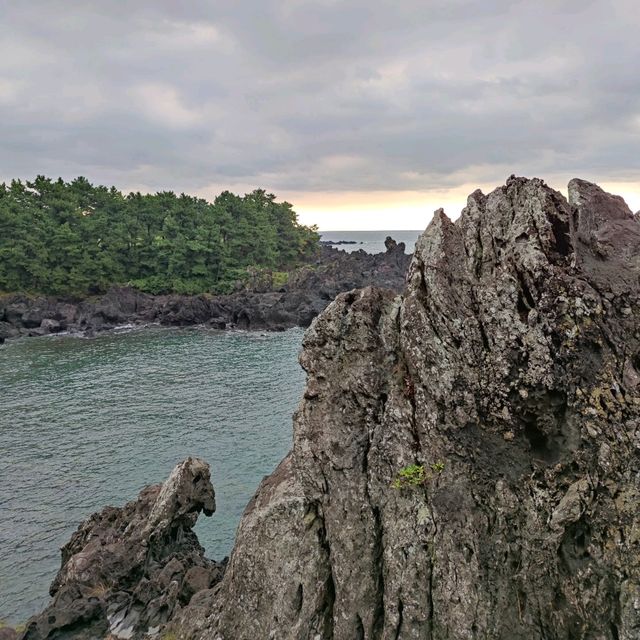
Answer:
[1,0,639,195]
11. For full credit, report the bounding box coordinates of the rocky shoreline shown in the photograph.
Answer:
[0,239,410,343]
[6,178,640,639]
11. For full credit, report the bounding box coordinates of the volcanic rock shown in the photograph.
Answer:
[20,458,224,640]
[0,241,411,338]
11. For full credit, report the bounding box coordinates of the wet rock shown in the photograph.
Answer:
[2,299,28,325]
[175,177,640,639]
[0,320,18,340]
[39,318,61,333]
[21,309,44,329]
[20,458,224,640]
[207,317,226,330]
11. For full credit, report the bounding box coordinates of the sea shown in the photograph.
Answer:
[319,229,422,254]
[0,230,422,624]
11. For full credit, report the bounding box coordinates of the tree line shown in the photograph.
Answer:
[0,176,320,296]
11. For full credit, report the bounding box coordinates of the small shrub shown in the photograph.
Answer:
[392,464,427,489]
[392,461,446,489]
[271,271,289,289]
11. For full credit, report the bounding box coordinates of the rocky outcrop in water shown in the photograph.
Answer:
[20,458,224,640]
[171,177,640,639]
[0,242,411,339]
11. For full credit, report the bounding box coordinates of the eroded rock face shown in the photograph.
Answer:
[21,458,224,640]
[176,177,640,639]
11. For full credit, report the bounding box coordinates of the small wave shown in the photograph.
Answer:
[112,323,140,333]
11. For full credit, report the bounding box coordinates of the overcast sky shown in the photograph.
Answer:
[1,1,639,229]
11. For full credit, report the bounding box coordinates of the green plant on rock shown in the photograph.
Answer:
[431,460,445,473]
[271,270,289,288]
[392,463,427,489]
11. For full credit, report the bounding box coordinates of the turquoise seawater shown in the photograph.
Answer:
[0,326,306,624]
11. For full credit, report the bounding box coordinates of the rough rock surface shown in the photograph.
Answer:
[0,242,411,339]
[172,177,640,639]
[20,458,224,640]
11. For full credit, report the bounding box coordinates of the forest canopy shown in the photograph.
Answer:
[0,176,320,296]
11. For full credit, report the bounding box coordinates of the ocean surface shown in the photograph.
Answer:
[0,229,421,625]
[319,229,422,254]
[0,327,306,624]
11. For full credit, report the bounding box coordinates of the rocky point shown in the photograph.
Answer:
[19,458,224,640]
[15,177,640,639]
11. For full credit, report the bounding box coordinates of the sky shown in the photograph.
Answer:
[1,1,639,230]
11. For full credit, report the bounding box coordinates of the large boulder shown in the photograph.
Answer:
[0,320,18,340]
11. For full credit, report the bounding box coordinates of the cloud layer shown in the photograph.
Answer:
[1,1,639,206]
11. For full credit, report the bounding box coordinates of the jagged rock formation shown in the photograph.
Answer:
[173,177,639,639]
[20,458,224,640]
[0,242,411,339]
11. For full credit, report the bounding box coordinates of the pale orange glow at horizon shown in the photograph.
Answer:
[148,176,640,232]
[287,188,471,231]
[285,180,640,231]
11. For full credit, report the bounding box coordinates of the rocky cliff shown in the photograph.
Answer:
[174,177,639,639]
[16,177,640,639]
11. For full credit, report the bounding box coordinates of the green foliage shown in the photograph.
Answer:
[271,271,289,289]
[392,464,427,489]
[0,178,319,296]
[211,268,251,295]
[431,460,445,473]
[391,461,446,489]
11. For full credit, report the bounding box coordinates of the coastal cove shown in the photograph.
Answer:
[0,326,306,625]
[0,230,413,628]
[2,1,638,634]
